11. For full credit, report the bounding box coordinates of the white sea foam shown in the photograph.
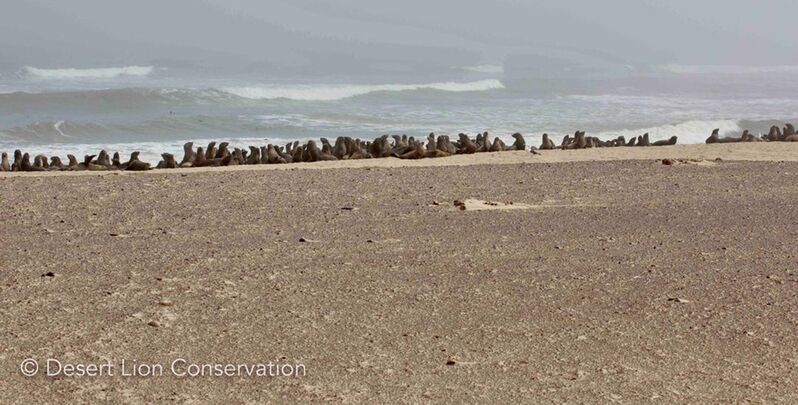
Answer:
[660,64,798,75]
[221,79,505,101]
[461,65,505,74]
[23,66,155,79]
[592,119,742,144]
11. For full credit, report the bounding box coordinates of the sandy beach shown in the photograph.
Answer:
[2,143,798,402]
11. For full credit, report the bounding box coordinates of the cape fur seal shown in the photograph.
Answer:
[159,153,179,169]
[49,156,64,169]
[94,150,113,167]
[538,134,556,150]
[510,133,526,151]
[21,153,46,171]
[180,142,196,166]
[12,150,22,171]
[766,126,782,141]
[562,131,586,150]
[205,142,217,159]
[333,137,348,159]
[1,152,10,171]
[651,136,678,146]
[246,146,261,165]
[784,124,795,138]
[489,137,507,152]
[457,133,479,154]
[307,140,338,161]
[124,152,151,171]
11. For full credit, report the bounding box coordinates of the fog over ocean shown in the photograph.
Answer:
[2,0,798,162]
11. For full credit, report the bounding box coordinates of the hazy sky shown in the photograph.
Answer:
[1,0,796,75]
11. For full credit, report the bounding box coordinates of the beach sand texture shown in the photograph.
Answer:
[1,144,798,402]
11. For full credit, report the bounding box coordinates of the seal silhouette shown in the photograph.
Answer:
[1,152,10,171]
[651,136,678,146]
[21,153,46,171]
[180,142,196,166]
[124,152,151,171]
[539,133,555,150]
[489,137,507,152]
[510,133,526,151]
[205,142,217,159]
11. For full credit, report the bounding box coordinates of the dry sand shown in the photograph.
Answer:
[1,144,798,402]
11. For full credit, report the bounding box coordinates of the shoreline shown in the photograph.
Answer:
[2,143,798,178]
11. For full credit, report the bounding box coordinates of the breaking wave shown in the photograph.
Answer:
[23,65,155,79]
[221,79,505,101]
[592,119,742,144]
[659,64,798,75]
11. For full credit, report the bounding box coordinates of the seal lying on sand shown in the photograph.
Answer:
[158,153,179,169]
[784,124,795,139]
[124,152,151,171]
[458,133,479,154]
[490,137,507,152]
[651,136,678,146]
[49,156,64,170]
[562,131,587,150]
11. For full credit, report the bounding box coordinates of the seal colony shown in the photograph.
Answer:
[0,125,796,172]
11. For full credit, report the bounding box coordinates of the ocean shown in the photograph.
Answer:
[2,64,798,163]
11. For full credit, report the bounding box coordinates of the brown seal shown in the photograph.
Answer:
[785,135,798,142]
[11,150,22,171]
[160,153,179,169]
[784,124,795,138]
[562,131,586,150]
[370,135,393,158]
[333,137,348,159]
[33,154,48,168]
[180,142,196,166]
[124,152,151,171]
[246,146,261,165]
[307,140,338,161]
[49,156,64,170]
[205,142,217,159]
[266,144,287,163]
[21,153,46,171]
[395,141,425,159]
[651,136,678,146]
[457,133,479,154]
[1,152,10,171]
[94,150,112,167]
[293,144,305,162]
[539,133,555,150]
[67,154,79,168]
[510,133,526,151]
[216,142,230,159]
[490,137,507,152]
[637,133,650,146]
[766,126,781,141]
